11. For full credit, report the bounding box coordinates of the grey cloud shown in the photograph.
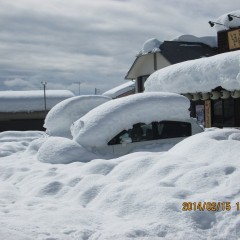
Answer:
[0,0,240,94]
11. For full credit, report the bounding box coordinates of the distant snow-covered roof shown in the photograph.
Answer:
[71,92,190,148]
[44,95,111,138]
[138,35,217,57]
[171,35,217,48]
[102,81,135,98]
[145,50,240,93]
[0,90,75,112]
[138,38,162,55]
[215,10,240,32]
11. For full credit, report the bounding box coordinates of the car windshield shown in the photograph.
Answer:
[108,121,191,145]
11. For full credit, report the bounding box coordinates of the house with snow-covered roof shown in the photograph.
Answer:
[145,10,240,129]
[0,90,74,131]
[125,36,217,92]
[102,81,135,99]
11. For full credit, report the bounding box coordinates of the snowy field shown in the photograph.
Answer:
[1,128,240,240]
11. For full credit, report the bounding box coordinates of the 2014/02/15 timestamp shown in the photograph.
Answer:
[182,202,240,211]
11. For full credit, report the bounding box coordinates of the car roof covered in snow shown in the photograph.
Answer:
[71,92,190,148]
[44,95,111,138]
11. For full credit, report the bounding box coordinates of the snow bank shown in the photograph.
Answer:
[171,34,217,48]
[138,38,162,55]
[2,129,240,238]
[71,92,190,148]
[0,131,45,141]
[44,95,111,138]
[215,10,240,32]
[102,81,135,99]
[37,137,98,164]
[145,50,240,93]
[0,131,46,157]
[0,90,74,112]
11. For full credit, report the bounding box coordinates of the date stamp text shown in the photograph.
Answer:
[182,202,240,211]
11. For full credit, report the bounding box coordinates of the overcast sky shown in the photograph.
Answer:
[0,0,239,95]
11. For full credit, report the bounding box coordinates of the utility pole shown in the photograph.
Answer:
[41,81,47,115]
[74,81,81,95]
[95,88,100,95]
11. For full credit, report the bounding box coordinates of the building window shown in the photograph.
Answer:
[190,100,205,125]
[137,75,149,92]
[212,98,235,127]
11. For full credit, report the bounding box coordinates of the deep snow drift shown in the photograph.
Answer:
[44,95,111,138]
[1,129,240,239]
[145,50,240,93]
[38,92,194,164]
[0,131,46,157]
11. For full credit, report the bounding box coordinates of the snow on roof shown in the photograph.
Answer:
[138,35,217,57]
[145,50,240,93]
[71,92,190,148]
[215,10,240,32]
[102,81,135,98]
[138,38,162,55]
[0,90,75,112]
[44,95,111,138]
[171,35,217,48]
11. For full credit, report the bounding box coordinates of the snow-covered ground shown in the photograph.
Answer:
[1,128,240,239]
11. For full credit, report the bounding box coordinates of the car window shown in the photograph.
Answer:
[108,121,191,145]
[108,130,129,145]
[108,123,154,145]
[130,123,154,142]
[157,121,191,138]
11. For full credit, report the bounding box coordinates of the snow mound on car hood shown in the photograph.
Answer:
[71,92,190,148]
[37,137,98,164]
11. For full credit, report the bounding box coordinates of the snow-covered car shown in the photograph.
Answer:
[44,95,111,138]
[71,92,203,156]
